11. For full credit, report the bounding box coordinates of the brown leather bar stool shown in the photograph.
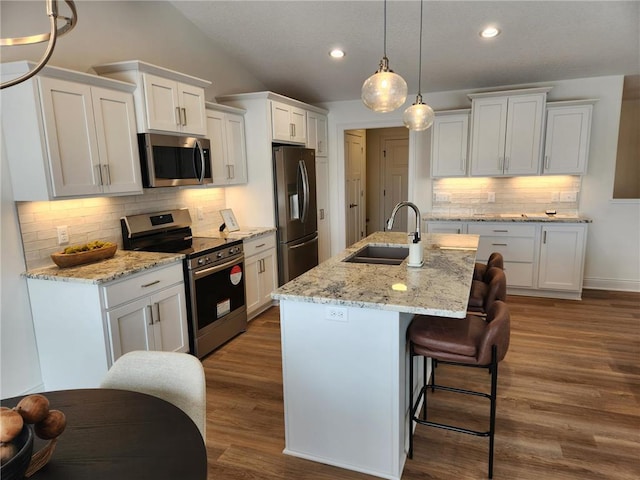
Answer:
[468,266,507,316]
[473,252,504,282]
[408,300,511,479]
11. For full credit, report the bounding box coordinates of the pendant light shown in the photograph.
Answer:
[403,0,434,131]
[361,0,407,112]
[0,0,78,90]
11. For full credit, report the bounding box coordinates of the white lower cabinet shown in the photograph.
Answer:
[244,233,278,319]
[426,221,588,298]
[538,225,587,291]
[27,262,188,390]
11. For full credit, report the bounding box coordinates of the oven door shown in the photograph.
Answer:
[189,256,246,333]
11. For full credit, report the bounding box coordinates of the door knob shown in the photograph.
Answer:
[349,203,358,208]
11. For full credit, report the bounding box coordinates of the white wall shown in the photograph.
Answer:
[323,75,639,292]
[0,0,267,396]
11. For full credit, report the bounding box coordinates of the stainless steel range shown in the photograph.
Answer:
[121,208,247,358]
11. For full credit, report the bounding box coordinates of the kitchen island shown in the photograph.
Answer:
[272,231,479,480]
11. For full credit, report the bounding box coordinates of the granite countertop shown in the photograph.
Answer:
[23,251,185,284]
[424,213,592,223]
[272,231,479,318]
[200,226,276,241]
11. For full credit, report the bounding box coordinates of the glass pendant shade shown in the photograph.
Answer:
[403,94,434,131]
[361,57,408,113]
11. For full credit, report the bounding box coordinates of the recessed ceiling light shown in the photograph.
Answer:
[329,49,345,58]
[480,26,500,38]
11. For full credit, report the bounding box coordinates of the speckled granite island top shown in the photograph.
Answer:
[424,212,592,223]
[272,231,479,318]
[23,251,185,284]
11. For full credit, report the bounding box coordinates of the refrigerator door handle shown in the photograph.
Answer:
[299,159,310,223]
[289,234,318,250]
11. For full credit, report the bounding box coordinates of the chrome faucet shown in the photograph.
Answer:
[386,201,422,243]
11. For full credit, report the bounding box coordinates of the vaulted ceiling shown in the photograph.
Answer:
[170,1,640,105]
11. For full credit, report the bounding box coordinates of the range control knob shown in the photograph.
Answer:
[197,258,205,265]
[217,252,223,259]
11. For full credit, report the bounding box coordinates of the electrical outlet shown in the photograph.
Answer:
[196,206,204,221]
[560,191,577,202]
[56,225,69,245]
[435,193,450,203]
[326,306,348,322]
[551,192,560,202]
[487,192,496,203]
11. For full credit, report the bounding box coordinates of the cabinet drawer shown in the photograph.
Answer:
[103,263,183,309]
[503,261,535,288]
[244,233,276,257]
[467,223,536,238]
[477,236,535,262]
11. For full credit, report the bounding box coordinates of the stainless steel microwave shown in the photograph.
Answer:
[138,133,212,187]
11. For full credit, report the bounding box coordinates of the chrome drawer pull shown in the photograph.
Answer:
[491,243,508,246]
[141,280,160,288]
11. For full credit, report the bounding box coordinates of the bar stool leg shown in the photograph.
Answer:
[408,346,414,459]
[488,345,498,479]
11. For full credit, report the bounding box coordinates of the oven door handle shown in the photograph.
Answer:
[192,257,243,280]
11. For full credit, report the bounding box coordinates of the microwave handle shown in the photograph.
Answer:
[194,139,205,184]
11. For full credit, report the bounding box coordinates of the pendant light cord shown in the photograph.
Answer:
[383,0,388,58]
[417,0,424,95]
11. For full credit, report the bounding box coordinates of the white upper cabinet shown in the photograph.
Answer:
[307,112,328,157]
[542,100,596,175]
[93,60,211,136]
[431,109,470,178]
[1,62,142,200]
[271,100,307,144]
[206,102,248,185]
[469,87,551,177]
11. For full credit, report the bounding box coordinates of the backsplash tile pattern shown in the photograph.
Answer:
[17,188,226,269]
[432,175,581,216]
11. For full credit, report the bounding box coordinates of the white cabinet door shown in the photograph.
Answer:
[470,97,508,176]
[38,76,103,196]
[470,91,546,176]
[244,254,262,316]
[538,225,586,291]
[271,101,306,144]
[207,109,228,185]
[178,83,207,136]
[206,109,248,185]
[106,297,154,362]
[316,159,331,262]
[225,112,248,184]
[431,112,469,177]
[142,73,206,135]
[308,112,328,157]
[142,73,181,133]
[151,283,189,353]
[260,248,278,308]
[503,94,545,175]
[91,86,142,194]
[543,104,593,175]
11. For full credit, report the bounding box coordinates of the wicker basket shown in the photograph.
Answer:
[50,244,117,268]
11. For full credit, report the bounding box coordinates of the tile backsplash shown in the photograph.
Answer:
[431,175,581,216]
[17,187,228,269]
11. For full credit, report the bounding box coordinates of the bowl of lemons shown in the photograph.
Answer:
[51,240,117,268]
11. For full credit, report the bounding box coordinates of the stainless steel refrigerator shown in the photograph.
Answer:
[273,145,319,285]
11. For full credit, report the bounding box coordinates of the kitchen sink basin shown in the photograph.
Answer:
[343,245,409,265]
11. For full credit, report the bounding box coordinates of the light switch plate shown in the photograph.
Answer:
[56,225,69,245]
[487,192,496,203]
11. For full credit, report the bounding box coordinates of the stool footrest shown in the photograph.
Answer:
[412,418,490,438]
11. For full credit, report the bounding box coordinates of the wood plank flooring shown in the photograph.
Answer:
[201,290,640,479]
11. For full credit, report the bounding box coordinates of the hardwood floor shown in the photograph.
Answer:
[201,290,640,479]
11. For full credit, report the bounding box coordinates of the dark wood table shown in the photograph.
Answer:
[2,389,207,480]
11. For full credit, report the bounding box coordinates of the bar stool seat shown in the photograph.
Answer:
[473,252,504,282]
[408,300,511,479]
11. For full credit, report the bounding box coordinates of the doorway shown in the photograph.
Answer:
[345,127,409,246]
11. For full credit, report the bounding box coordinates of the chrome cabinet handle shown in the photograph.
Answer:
[505,156,510,170]
[491,243,508,246]
[95,164,103,186]
[147,305,154,326]
[493,229,509,233]
[176,107,181,126]
[255,243,266,248]
[181,107,187,126]
[101,164,111,185]
[152,302,160,323]
[229,164,235,179]
[543,231,547,244]
[545,155,550,170]
[140,280,160,288]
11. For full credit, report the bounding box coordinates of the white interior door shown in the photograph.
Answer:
[345,131,366,246]
[382,137,409,232]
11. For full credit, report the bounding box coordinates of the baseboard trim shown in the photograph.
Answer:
[583,277,640,293]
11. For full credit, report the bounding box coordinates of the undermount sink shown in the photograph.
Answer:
[343,245,409,265]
